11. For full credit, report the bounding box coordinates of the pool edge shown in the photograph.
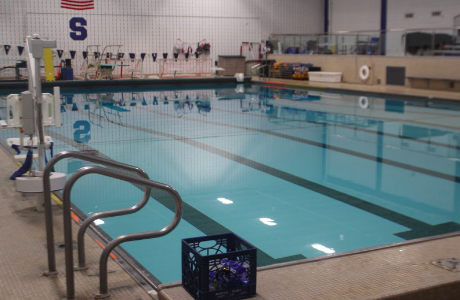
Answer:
[253,79,460,104]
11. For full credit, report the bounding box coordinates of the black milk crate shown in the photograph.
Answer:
[182,233,257,300]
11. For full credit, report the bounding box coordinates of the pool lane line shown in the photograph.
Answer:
[138,106,460,184]
[127,117,460,239]
[59,108,452,238]
[107,115,460,239]
[211,105,460,152]
[44,128,304,267]
[53,106,460,242]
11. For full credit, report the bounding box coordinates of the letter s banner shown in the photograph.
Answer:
[69,17,87,41]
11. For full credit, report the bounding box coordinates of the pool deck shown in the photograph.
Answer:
[251,76,460,102]
[0,147,154,300]
[159,233,460,300]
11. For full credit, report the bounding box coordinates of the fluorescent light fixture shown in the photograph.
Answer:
[259,218,277,226]
[217,198,233,204]
[93,219,104,226]
[312,243,335,254]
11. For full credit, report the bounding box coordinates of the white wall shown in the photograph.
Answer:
[386,0,460,56]
[329,0,381,32]
[0,0,324,77]
[388,0,460,30]
[328,0,460,56]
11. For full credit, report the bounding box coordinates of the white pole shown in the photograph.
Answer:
[54,87,61,127]
[35,57,44,172]
[36,192,45,212]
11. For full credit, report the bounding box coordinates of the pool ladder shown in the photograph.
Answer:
[42,151,183,300]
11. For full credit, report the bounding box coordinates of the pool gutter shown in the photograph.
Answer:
[0,77,252,90]
[158,229,460,290]
[253,79,460,104]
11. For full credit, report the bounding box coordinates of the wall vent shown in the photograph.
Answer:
[432,11,442,17]
[405,13,414,19]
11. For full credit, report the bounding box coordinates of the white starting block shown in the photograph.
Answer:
[0,120,7,129]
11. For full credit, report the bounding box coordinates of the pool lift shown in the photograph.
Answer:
[1,34,65,211]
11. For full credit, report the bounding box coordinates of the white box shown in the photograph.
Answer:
[308,72,342,83]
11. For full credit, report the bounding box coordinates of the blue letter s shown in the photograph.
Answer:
[69,17,87,41]
[73,120,91,143]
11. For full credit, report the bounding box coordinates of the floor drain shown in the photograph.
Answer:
[432,258,460,272]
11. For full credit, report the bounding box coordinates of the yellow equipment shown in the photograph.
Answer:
[43,48,55,81]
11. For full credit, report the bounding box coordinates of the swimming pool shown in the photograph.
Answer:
[2,84,460,284]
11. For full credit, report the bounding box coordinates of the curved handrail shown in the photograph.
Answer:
[76,186,151,270]
[62,166,182,300]
[43,151,151,276]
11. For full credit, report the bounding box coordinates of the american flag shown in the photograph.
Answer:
[61,0,94,10]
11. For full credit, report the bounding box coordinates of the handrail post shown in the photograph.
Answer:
[42,151,150,276]
[63,179,76,300]
[43,168,57,276]
[61,166,182,299]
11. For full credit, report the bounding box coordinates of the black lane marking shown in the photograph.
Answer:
[45,128,304,267]
[139,107,460,184]
[212,105,460,151]
[118,120,460,239]
[133,107,460,239]
[94,117,426,230]
[54,104,460,257]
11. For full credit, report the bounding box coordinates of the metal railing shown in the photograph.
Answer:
[43,151,152,276]
[63,166,182,299]
[270,26,460,57]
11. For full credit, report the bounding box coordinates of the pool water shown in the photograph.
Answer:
[2,84,460,284]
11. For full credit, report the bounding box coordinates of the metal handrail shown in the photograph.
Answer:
[43,151,151,276]
[271,26,460,36]
[62,166,182,300]
[76,182,151,270]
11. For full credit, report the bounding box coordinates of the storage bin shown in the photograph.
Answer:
[61,68,73,80]
[182,233,257,300]
[308,72,342,83]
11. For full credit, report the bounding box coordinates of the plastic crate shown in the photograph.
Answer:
[182,233,257,300]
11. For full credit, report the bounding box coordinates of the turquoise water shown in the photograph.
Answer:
[2,84,460,284]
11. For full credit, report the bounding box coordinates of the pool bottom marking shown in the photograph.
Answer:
[132,108,460,240]
[45,129,305,268]
[138,106,460,185]
[52,104,460,257]
[210,105,460,152]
